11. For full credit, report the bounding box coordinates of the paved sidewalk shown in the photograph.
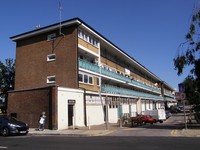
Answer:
[28,120,200,137]
[180,119,200,137]
[172,115,200,137]
[28,123,120,136]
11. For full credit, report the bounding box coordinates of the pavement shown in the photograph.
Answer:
[178,118,200,137]
[28,123,119,136]
[28,120,200,137]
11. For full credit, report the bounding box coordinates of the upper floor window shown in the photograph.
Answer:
[47,76,56,84]
[47,54,56,62]
[96,77,100,86]
[78,72,93,85]
[78,30,99,48]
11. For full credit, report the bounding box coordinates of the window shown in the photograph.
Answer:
[78,74,83,82]
[47,76,56,83]
[89,76,93,84]
[96,77,100,86]
[78,30,83,38]
[47,33,56,41]
[78,29,99,48]
[78,72,93,85]
[47,54,56,62]
[84,74,88,83]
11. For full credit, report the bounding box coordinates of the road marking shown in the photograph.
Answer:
[0,146,8,149]
[171,130,178,136]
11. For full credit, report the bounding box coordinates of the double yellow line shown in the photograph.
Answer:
[171,130,178,136]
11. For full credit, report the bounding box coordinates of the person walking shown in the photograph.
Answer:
[39,112,46,131]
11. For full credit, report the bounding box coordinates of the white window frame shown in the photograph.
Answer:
[78,29,99,48]
[47,75,56,84]
[78,73,83,82]
[47,54,56,62]
[78,72,93,85]
[96,77,100,86]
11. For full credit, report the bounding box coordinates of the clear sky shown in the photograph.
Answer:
[0,0,199,91]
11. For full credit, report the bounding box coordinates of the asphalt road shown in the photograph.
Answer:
[0,136,200,150]
[0,112,199,150]
[108,113,186,136]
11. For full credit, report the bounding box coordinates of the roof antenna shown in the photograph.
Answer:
[59,0,65,36]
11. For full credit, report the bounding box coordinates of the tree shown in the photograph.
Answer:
[173,5,200,95]
[0,58,15,112]
[183,76,198,105]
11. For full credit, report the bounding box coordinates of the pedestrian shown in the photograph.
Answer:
[39,112,46,131]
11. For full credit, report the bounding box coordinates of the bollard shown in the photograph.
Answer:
[118,118,122,128]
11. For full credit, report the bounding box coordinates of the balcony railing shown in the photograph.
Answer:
[101,84,163,100]
[79,59,161,94]
[164,97,176,101]
[164,91,174,98]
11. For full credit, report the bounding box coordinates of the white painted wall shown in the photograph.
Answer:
[122,104,129,114]
[130,103,137,117]
[57,87,84,130]
[108,108,118,123]
[56,87,167,129]
[86,105,105,125]
[145,100,153,110]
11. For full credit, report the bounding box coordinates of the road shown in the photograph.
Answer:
[108,113,186,136]
[0,112,200,150]
[0,135,200,150]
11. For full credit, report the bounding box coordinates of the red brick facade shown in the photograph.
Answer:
[8,86,58,129]
[8,24,79,129]
[14,25,78,90]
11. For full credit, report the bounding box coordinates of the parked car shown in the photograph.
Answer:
[142,115,155,124]
[0,115,29,136]
[143,109,166,123]
[132,114,155,125]
[165,111,172,119]
[170,105,182,113]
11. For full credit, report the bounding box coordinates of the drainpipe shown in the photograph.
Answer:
[82,88,87,126]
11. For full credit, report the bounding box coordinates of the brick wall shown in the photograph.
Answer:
[14,25,78,90]
[8,86,58,129]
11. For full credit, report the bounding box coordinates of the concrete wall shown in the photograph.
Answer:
[57,87,84,130]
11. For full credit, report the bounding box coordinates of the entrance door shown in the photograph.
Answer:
[68,105,74,126]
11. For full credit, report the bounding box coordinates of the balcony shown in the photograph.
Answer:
[101,84,163,100]
[164,91,175,98]
[78,59,161,94]
[164,97,176,101]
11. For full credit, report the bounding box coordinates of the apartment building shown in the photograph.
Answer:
[8,18,175,130]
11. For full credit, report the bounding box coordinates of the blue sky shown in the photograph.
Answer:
[0,0,199,90]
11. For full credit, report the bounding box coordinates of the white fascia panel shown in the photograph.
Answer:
[11,19,81,41]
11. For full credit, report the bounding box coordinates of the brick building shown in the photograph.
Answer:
[8,18,175,130]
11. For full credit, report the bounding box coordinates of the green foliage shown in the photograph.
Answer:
[174,5,200,106]
[174,6,200,77]
[0,58,15,111]
[184,76,197,105]
[173,55,186,76]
